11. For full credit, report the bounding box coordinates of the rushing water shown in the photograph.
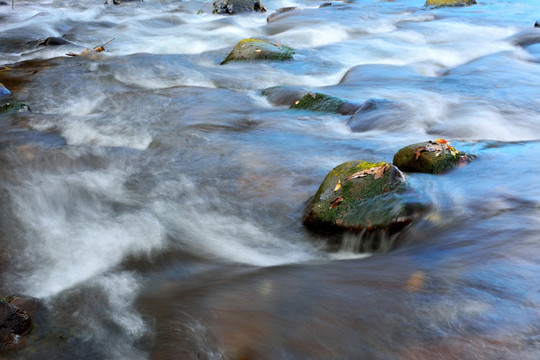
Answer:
[1,0,540,358]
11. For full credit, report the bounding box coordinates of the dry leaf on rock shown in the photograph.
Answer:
[345,164,389,181]
[329,196,344,209]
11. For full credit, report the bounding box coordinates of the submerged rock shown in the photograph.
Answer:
[424,0,476,7]
[0,297,32,351]
[302,161,423,234]
[261,86,309,107]
[0,102,30,116]
[348,98,410,132]
[290,92,360,115]
[221,38,294,65]
[213,0,266,14]
[393,140,473,174]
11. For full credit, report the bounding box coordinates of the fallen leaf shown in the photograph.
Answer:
[433,138,448,145]
[345,164,389,181]
[329,196,343,209]
[333,179,341,192]
[406,271,426,292]
[415,146,426,160]
[255,49,262,53]
[294,100,300,105]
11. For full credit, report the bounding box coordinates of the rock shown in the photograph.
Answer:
[0,82,10,96]
[0,298,32,350]
[213,0,266,15]
[290,92,360,115]
[393,140,473,174]
[348,99,410,132]
[0,102,30,117]
[261,86,309,107]
[221,38,294,65]
[424,0,476,7]
[302,161,423,235]
[535,20,540,28]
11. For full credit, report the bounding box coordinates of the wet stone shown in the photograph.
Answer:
[213,0,266,15]
[221,38,294,65]
[535,20,540,28]
[393,140,473,174]
[424,0,476,7]
[290,92,360,115]
[302,160,424,236]
[0,298,32,350]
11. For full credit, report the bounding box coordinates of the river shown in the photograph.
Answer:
[1,0,540,358]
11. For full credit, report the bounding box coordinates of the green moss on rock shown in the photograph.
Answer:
[221,38,295,65]
[290,92,344,113]
[393,141,473,174]
[303,160,423,234]
[424,0,476,7]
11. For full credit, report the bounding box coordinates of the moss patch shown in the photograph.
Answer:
[290,92,345,113]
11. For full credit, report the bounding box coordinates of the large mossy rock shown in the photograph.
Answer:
[424,0,476,7]
[0,298,32,350]
[393,141,472,174]
[221,38,294,65]
[213,0,266,14]
[290,92,360,115]
[302,161,422,234]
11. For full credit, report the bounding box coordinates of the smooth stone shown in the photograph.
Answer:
[221,38,294,65]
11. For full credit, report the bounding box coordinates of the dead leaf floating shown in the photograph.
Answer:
[66,38,114,57]
[345,164,389,181]
[329,196,344,209]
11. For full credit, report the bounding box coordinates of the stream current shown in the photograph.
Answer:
[1,0,540,359]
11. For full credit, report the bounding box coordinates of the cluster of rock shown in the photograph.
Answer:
[212,0,478,250]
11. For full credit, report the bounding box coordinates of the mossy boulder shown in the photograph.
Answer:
[302,161,423,234]
[213,0,266,14]
[424,0,476,7]
[221,38,294,65]
[290,92,360,115]
[393,141,473,174]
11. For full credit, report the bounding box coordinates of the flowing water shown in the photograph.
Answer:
[1,0,540,358]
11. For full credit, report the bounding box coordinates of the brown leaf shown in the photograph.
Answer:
[406,271,426,292]
[415,146,426,160]
[329,196,343,209]
[345,164,389,181]
[333,179,341,192]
